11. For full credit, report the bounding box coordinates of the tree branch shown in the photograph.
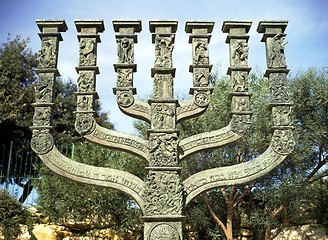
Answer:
[202,193,228,237]
[234,183,254,207]
[307,155,328,182]
[220,187,228,204]
[272,205,285,218]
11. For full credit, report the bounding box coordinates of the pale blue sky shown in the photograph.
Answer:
[0,0,327,133]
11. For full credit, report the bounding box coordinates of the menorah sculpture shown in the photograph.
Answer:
[31,19,295,239]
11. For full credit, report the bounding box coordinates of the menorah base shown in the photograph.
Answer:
[142,215,185,240]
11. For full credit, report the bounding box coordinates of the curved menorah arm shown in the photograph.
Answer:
[114,90,151,123]
[183,134,293,205]
[83,122,149,162]
[39,146,146,213]
[176,86,213,123]
[179,121,246,160]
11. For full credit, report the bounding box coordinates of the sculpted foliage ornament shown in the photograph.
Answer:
[31,19,294,240]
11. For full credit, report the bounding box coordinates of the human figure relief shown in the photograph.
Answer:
[269,33,287,68]
[232,40,248,66]
[154,35,174,67]
[80,38,96,66]
[194,41,209,65]
[117,37,133,64]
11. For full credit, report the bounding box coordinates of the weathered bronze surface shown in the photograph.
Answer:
[31,19,294,240]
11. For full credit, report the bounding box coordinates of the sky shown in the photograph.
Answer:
[0,0,327,134]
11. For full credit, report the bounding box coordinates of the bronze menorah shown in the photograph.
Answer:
[31,19,294,239]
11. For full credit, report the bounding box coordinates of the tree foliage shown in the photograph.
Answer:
[0,35,38,145]
[177,67,328,239]
[0,189,29,239]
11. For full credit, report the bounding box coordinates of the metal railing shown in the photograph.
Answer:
[0,141,41,207]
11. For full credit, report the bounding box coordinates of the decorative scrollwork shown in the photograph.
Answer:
[75,113,95,135]
[149,224,180,240]
[31,130,54,155]
[194,92,210,107]
[117,91,134,107]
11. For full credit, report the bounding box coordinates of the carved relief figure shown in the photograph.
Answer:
[79,38,96,66]
[233,97,249,112]
[268,33,287,68]
[33,107,51,126]
[154,35,174,67]
[231,115,251,134]
[194,92,210,107]
[78,72,94,92]
[31,130,54,155]
[75,113,95,135]
[194,68,208,87]
[232,71,248,92]
[153,74,173,99]
[272,106,291,126]
[143,171,182,215]
[193,40,209,65]
[270,73,289,103]
[35,75,53,103]
[117,68,133,87]
[117,37,133,64]
[39,37,56,68]
[153,104,174,129]
[272,129,294,155]
[77,95,93,112]
[149,133,178,166]
[232,40,248,66]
